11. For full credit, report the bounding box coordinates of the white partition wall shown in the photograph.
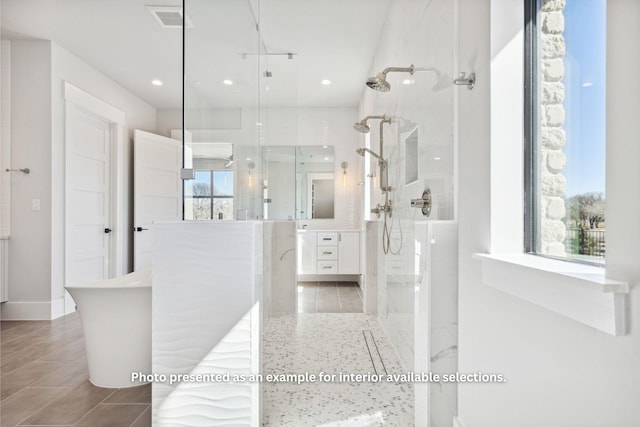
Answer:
[152,221,263,425]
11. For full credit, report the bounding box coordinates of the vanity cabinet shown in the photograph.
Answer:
[338,232,360,274]
[297,230,360,275]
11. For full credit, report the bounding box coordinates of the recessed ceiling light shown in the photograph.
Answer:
[324,157,329,161]
[321,79,331,85]
[322,145,328,148]
[434,156,441,160]
[246,157,251,161]
[151,79,163,86]
[223,79,234,86]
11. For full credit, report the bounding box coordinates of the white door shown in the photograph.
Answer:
[134,130,182,270]
[66,105,112,284]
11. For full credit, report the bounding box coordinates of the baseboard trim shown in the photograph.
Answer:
[1,298,68,320]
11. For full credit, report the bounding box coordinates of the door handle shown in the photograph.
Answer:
[104,228,112,234]
[134,227,149,232]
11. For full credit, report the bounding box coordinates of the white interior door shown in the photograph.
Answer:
[134,130,182,270]
[66,105,112,284]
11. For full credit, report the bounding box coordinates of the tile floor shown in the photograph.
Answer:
[1,313,150,427]
[262,313,415,426]
[297,281,363,314]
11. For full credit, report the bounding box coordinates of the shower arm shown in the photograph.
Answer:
[380,66,415,76]
[379,65,439,76]
[362,114,386,123]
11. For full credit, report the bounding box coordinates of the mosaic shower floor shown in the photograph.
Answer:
[262,313,414,426]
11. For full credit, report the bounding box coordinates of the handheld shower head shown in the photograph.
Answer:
[356,147,385,164]
[353,115,387,134]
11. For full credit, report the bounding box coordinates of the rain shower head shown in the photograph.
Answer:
[353,115,387,133]
[366,65,451,92]
[366,73,391,92]
[366,65,414,92]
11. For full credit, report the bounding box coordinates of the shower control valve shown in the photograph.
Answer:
[410,189,432,217]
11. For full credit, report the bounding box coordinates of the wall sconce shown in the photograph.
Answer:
[248,161,255,187]
[341,161,348,187]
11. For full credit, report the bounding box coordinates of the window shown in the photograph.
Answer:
[185,170,234,220]
[525,0,606,264]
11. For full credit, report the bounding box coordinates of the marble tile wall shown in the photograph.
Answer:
[264,220,297,314]
[358,0,458,424]
[415,221,458,426]
[363,221,380,313]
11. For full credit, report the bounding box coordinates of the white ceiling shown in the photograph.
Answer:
[1,0,390,110]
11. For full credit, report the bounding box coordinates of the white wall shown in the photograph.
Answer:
[7,40,52,307]
[156,108,242,137]
[457,1,640,426]
[3,40,157,319]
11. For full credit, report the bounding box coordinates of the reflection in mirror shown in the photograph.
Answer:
[262,146,334,220]
[296,147,334,220]
[263,147,296,220]
[184,143,234,220]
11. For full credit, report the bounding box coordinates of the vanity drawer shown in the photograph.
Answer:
[317,232,338,246]
[317,260,338,273]
[317,246,338,260]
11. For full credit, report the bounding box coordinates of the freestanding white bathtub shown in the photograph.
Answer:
[65,268,151,388]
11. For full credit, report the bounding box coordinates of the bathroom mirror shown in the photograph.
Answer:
[184,142,235,220]
[262,146,334,220]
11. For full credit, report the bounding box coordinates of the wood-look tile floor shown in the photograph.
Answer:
[1,313,151,427]
[297,281,363,313]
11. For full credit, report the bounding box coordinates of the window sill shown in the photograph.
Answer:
[473,253,628,336]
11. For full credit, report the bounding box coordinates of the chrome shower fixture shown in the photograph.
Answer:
[366,64,454,92]
[453,72,476,90]
[353,115,387,133]
[366,66,415,92]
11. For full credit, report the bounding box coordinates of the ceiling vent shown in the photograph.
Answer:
[147,6,193,28]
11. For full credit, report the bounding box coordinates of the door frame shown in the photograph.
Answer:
[63,82,126,295]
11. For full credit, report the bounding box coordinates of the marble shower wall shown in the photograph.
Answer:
[358,0,457,424]
[361,0,455,366]
[263,220,297,318]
